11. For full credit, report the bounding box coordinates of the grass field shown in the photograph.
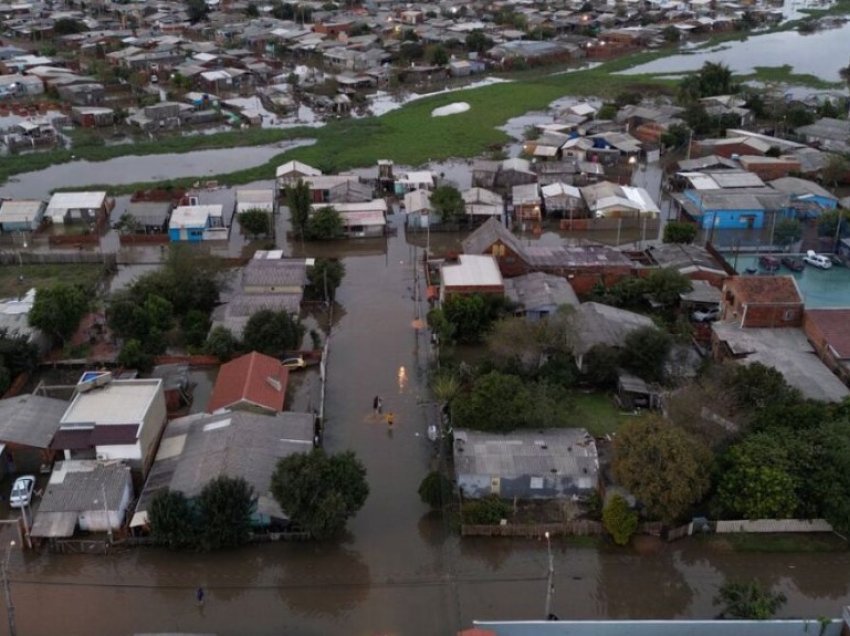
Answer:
[0,263,107,298]
[570,391,640,437]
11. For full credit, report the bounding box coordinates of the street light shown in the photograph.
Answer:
[543,531,555,620]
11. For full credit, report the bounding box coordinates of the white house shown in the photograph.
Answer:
[45,191,109,225]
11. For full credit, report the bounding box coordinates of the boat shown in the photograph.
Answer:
[758,255,781,272]
[781,256,805,272]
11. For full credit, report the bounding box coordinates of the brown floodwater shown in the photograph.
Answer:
[3,206,850,636]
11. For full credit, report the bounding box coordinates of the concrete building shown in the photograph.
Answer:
[131,410,316,530]
[453,428,598,499]
[30,460,133,540]
[803,308,850,383]
[50,374,167,476]
[720,276,803,329]
[440,255,505,301]
[168,204,226,242]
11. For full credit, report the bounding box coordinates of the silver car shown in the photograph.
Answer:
[9,475,35,509]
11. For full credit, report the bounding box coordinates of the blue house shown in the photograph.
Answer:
[768,177,838,218]
[168,204,226,242]
[678,189,793,230]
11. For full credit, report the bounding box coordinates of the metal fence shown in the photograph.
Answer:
[715,519,834,534]
[0,250,116,266]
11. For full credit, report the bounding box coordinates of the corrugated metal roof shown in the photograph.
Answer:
[46,191,106,211]
[0,394,67,448]
[442,255,503,288]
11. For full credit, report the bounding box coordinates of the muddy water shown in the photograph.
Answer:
[5,212,850,635]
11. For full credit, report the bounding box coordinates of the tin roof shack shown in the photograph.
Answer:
[720,276,803,329]
[51,375,167,478]
[644,243,729,287]
[45,191,109,226]
[711,323,850,403]
[0,394,66,477]
[207,351,289,414]
[235,188,275,215]
[0,199,44,232]
[440,255,504,302]
[803,309,850,384]
[453,428,598,500]
[130,410,316,530]
[30,460,133,540]
[124,201,172,234]
[795,117,850,154]
[70,106,114,128]
[512,183,542,223]
[504,272,579,321]
[463,188,505,222]
[168,204,226,242]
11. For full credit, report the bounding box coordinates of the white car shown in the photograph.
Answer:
[9,475,35,509]
[281,356,307,370]
[691,306,721,322]
[803,251,832,269]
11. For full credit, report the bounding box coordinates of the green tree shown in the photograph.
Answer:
[197,476,255,550]
[679,61,736,104]
[644,268,692,309]
[817,209,848,239]
[773,218,802,248]
[613,417,711,522]
[243,309,304,358]
[597,103,618,120]
[660,123,691,149]
[285,180,311,237]
[663,221,697,244]
[452,371,530,432]
[463,496,510,524]
[0,329,37,379]
[723,362,800,411]
[440,294,503,344]
[237,209,271,238]
[620,327,672,384]
[29,284,88,345]
[821,154,849,189]
[108,292,173,354]
[465,29,493,52]
[148,490,196,549]
[714,581,787,619]
[117,339,154,373]
[582,344,620,388]
[715,434,798,519]
[204,326,240,361]
[430,185,465,224]
[662,25,680,42]
[270,450,369,539]
[429,45,449,66]
[305,206,344,240]
[131,245,221,317]
[181,309,210,349]
[418,471,454,509]
[785,104,815,129]
[603,494,638,545]
[53,18,87,34]
[306,258,345,303]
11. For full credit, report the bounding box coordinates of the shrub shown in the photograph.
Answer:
[464,496,510,524]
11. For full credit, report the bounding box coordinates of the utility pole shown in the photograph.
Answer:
[102,484,113,544]
[543,531,555,620]
[1,540,16,636]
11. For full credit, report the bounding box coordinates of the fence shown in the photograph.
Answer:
[715,519,834,534]
[0,250,116,266]
[666,523,693,542]
[461,520,604,538]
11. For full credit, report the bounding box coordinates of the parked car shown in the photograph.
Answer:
[758,255,780,272]
[691,305,721,322]
[781,256,805,272]
[803,250,833,269]
[281,356,307,370]
[9,475,35,508]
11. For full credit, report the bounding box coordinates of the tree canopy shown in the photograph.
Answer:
[305,206,344,240]
[678,62,736,103]
[285,180,311,237]
[270,450,369,539]
[620,327,673,384]
[428,293,505,344]
[306,258,345,303]
[197,476,256,550]
[603,494,638,546]
[430,185,465,224]
[29,283,88,345]
[613,417,711,522]
[237,209,271,238]
[663,221,697,244]
[242,309,304,358]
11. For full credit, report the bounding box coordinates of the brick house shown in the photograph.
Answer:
[803,309,850,383]
[720,276,803,328]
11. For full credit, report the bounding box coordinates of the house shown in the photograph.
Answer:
[440,255,504,301]
[208,351,289,414]
[304,175,373,204]
[571,302,656,370]
[29,460,133,540]
[463,187,505,222]
[316,200,387,238]
[210,254,307,338]
[580,182,659,219]
[644,243,729,288]
[395,170,435,195]
[795,118,850,154]
[495,158,537,191]
[45,191,109,225]
[803,308,850,383]
[541,182,585,218]
[403,188,432,228]
[130,410,316,531]
[504,272,579,320]
[168,204,227,242]
[737,155,802,181]
[0,199,44,232]
[0,289,50,354]
[235,189,275,215]
[512,183,542,223]
[674,189,789,230]
[0,394,66,478]
[124,201,172,234]
[720,276,803,328]
[711,323,850,403]
[471,160,500,189]
[768,177,838,217]
[453,428,598,500]
[70,106,114,128]
[50,374,167,477]
[276,160,322,187]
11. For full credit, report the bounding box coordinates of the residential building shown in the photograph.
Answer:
[463,188,505,222]
[580,182,659,219]
[440,254,504,301]
[504,272,579,320]
[512,183,542,223]
[0,288,51,353]
[395,170,435,195]
[795,117,850,154]
[30,460,133,540]
[403,188,432,228]
[305,175,373,204]
[124,201,172,234]
[720,276,803,328]
[803,308,850,383]
[674,188,789,230]
[45,191,109,225]
[570,302,656,370]
[276,160,322,187]
[315,199,387,238]
[131,410,316,530]
[768,176,838,216]
[453,428,599,499]
[541,182,585,218]
[235,188,276,214]
[0,199,44,232]
[643,243,730,287]
[207,351,289,414]
[70,106,114,128]
[168,204,227,242]
[50,374,167,476]
[0,394,66,477]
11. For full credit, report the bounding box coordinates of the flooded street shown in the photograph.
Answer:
[4,213,850,635]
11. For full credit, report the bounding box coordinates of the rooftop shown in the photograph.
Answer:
[46,191,106,211]
[572,302,656,356]
[207,351,288,414]
[805,309,850,359]
[241,258,307,288]
[169,205,223,228]
[504,272,579,312]
[725,275,802,305]
[442,255,504,289]
[0,199,44,223]
[0,394,67,448]
[61,378,163,427]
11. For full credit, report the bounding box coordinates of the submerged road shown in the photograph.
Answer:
[4,214,850,635]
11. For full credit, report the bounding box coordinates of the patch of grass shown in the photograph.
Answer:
[707,533,848,553]
[570,391,637,437]
[0,263,107,298]
[737,64,844,89]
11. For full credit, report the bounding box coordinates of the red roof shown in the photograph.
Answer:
[207,352,288,414]
[726,275,802,305]
[806,309,850,359]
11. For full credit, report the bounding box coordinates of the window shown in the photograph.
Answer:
[783,309,795,321]
[530,477,544,490]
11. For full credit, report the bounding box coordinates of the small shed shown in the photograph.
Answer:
[46,191,109,225]
[616,372,660,410]
[125,201,172,234]
[0,199,45,232]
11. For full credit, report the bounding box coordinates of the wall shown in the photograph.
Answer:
[740,303,803,328]
[698,209,765,230]
[803,312,850,381]
[77,475,132,532]
[138,387,167,475]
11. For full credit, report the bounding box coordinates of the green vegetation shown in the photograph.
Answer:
[305,206,344,240]
[284,180,311,238]
[713,581,787,620]
[0,330,37,395]
[663,221,697,245]
[305,258,345,303]
[242,309,305,357]
[603,494,638,546]
[29,283,89,346]
[204,326,241,361]
[117,339,154,373]
[0,263,105,299]
[236,209,272,238]
[736,65,843,90]
[430,185,465,224]
[270,450,369,539]
[463,496,511,524]
[571,392,634,437]
[427,293,507,344]
[418,471,454,510]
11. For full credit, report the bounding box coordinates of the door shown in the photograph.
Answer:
[490,476,501,496]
